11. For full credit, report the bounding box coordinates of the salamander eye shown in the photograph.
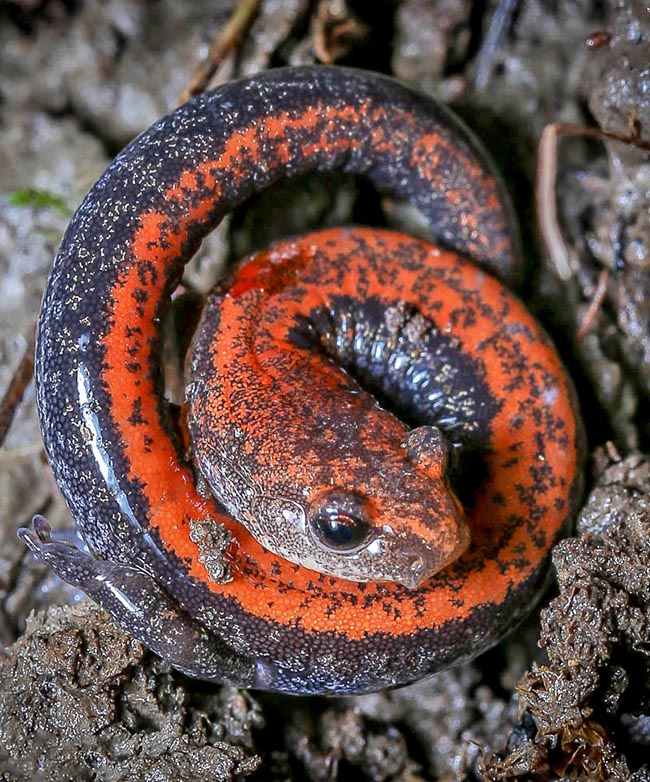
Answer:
[308,490,373,553]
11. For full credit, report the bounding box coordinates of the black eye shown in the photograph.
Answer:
[309,490,373,552]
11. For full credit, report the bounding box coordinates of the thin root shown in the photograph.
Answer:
[576,268,609,342]
[536,121,650,282]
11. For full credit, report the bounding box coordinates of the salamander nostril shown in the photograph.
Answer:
[398,552,428,589]
[409,554,424,576]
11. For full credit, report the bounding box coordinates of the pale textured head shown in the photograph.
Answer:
[234,424,470,589]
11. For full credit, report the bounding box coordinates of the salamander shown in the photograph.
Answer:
[19,66,583,695]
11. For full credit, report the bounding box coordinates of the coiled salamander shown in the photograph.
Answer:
[20,66,583,695]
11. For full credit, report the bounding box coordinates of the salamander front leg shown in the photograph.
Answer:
[18,516,257,687]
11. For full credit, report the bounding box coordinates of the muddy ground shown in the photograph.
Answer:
[0,1,649,780]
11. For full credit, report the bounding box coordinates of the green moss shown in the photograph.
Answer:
[7,188,71,215]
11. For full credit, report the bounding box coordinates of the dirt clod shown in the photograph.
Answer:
[483,448,650,780]
[0,603,261,781]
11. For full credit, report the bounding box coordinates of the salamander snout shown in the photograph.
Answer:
[390,488,469,589]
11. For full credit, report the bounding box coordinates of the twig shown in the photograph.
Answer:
[312,0,368,65]
[0,328,36,449]
[181,0,263,103]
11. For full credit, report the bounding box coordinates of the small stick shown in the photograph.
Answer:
[181,0,262,103]
[0,328,36,449]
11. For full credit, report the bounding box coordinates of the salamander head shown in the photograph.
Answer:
[246,424,470,589]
